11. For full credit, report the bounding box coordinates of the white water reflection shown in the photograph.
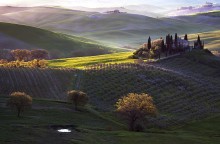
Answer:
[57,129,71,133]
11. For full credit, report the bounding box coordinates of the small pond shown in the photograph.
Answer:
[50,125,76,133]
[57,129,71,133]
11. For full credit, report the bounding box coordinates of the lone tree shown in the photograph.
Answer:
[67,90,88,110]
[115,93,157,131]
[7,92,32,117]
[147,36,151,50]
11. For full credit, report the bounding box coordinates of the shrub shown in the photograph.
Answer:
[7,92,32,117]
[0,59,48,68]
[133,39,162,59]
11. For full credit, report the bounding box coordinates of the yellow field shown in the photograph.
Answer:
[48,52,135,69]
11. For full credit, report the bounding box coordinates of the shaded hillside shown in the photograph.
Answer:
[0,6,218,47]
[0,22,123,58]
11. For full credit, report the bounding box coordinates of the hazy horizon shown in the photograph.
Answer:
[0,0,219,9]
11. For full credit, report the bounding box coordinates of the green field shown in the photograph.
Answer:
[0,7,220,143]
[1,50,220,143]
[0,96,219,144]
[0,22,124,58]
[48,52,135,69]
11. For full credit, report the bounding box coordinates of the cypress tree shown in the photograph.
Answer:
[170,35,173,45]
[162,39,165,52]
[184,34,188,41]
[197,35,201,44]
[175,33,178,48]
[148,36,151,50]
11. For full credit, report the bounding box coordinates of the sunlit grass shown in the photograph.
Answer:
[48,52,135,69]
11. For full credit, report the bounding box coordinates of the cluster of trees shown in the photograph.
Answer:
[0,59,47,68]
[0,49,49,61]
[133,37,164,59]
[165,33,189,55]
[194,35,204,49]
[133,33,193,59]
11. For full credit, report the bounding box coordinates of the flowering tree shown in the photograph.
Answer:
[115,93,157,131]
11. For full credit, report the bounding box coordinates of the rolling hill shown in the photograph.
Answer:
[0,6,219,48]
[0,22,124,58]
[1,50,220,126]
[0,49,219,143]
[172,11,220,29]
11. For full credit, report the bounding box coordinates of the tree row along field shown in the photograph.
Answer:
[0,68,77,100]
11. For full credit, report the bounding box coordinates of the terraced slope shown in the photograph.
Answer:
[76,50,220,127]
[1,50,219,128]
[80,66,219,127]
[0,22,122,58]
[0,68,77,99]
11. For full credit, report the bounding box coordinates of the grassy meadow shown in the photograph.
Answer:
[0,96,219,144]
[48,52,135,69]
